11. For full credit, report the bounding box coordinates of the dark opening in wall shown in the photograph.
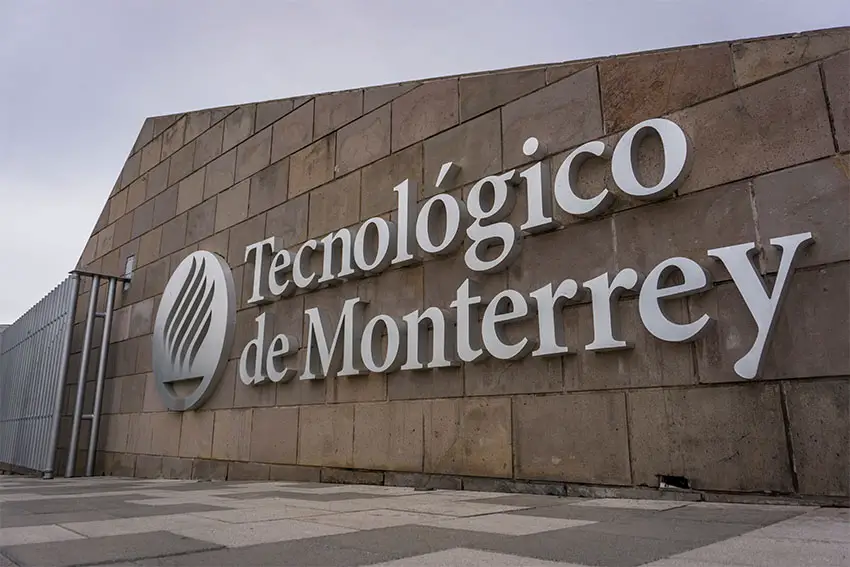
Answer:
[658,475,691,490]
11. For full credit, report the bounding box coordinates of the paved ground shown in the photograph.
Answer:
[0,476,847,566]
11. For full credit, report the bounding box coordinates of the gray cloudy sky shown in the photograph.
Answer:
[0,0,847,323]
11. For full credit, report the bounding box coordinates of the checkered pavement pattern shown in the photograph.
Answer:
[0,476,847,566]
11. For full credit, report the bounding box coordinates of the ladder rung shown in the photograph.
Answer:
[81,414,94,420]
[94,312,106,318]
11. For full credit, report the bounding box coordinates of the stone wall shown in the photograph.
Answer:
[60,27,848,501]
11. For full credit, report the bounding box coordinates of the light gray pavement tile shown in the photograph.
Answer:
[573,499,689,511]
[421,514,597,536]
[675,533,850,566]
[0,524,84,546]
[746,514,850,543]
[0,510,117,528]
[474,495,584,508]
[222,490,381,502]
[168,518,356,548]
[304,509,453,530]
[0,493,49,503]
[380,499,530,517]
[802,507,849,521]
[1,531,222,567]
[0,552,18,567]
[641,560,750,566]
[189,506,334,524]
[366,547,590,566]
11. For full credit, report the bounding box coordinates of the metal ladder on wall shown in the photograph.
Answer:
[51,269,129,478]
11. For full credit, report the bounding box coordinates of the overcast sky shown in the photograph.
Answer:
[0,0,847,323]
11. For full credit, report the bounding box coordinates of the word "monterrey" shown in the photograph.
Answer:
[237,118,815,385]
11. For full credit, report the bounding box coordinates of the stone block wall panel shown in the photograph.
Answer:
[71,27,849,501]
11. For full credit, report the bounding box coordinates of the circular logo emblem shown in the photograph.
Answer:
[152,251,235,411]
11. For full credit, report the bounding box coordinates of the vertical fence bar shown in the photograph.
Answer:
[66,275,99,478]
[44,274,80,478]
[85,277,117,477]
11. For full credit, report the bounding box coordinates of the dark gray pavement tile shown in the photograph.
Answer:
[106,503,229,518]
[20,483,148,496]
[507,502,661,523]
[0,510,116,528]
[0,551,18,567]
[658,503,808,524]
[579,517,763,544]
[474,494,582,508]
[314,524,508,558]
[221,490,385,502]
[2,531,222,567]
[4,496,150,515]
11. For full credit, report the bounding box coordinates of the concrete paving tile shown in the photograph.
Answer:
[659,503,807,525]
[577,517,761,545]
[642,560,743,567]
[222,490,376,502]
[573,498,689,511]
[366,547,588,566]
[306,509,452,530]
[746,516,850,543]
[168,518,356,548]
[0,493,49,502]
[678,534,850,566]
[3,495,148,514]
[0,524,84,546]
[60,513,225,538]
[0,510,116,528]
[1,531,222,567]
[381,499,529,517]
[507,503,661,523]
[189,506,333,523]
[474,495,583,508]
[107,503,230,518]
[423,514,597,536]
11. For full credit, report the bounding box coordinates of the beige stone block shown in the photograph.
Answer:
[121,150,142,189]
[140,137,163,174]
[515,392,630,484]
[103,413,130,452]
[134,455,162,478]
[673,65,834,195]
[545,60,596,84]
[248,158,289,217]
[127,412,153,454]
[422,246,507,308]
[185,110,212,142]
[135,335,153,374]
[223,105,256,152]
[572,299,695,389]
[126,176,147,212]
[185,198,217,245]
[204,148,237,199]
[276,368,326,406]
[423,110,501,195]
[145,159,170,199]
[149,412,181,456]
[159,213,188,257]
[785,379,849,496]
[425,398,512,477]
[753,156,850,270]
[265,192,307,246]
[307,171,360,238]
[96,223,115,259]
[364,81,419,113]
[161,116,186,159]
[229,306,261,360]
[460,68,545,122]
[336,105,391,176]
[289,135,335,197]
[131,199,154,241]
[249,407,298,464]
[142,373,166,412]
[152,185,178,228]
[387,366,464,401]
[178,411,215,458]
[360,144,423,219]
[600,44,734,133]
[272,99,314,162]
[153,114,181,137]
[233,379,276,409]
[502,66,602,169]
[112,214,134,251]
[198,231,230,260]
[732,28,850,85]
[314,89,363,138]
[109,190,128,224]
[628,383,793,492]
[162,456,193,479]
[235,127,272,182]
[168,140,195,186]
[214,179,250,232]
[822,51,850,152]
[211,105,237,123]
[298,405,354,467]
[194,121,224,169]
[359,264,423,319]
[614,181,756,281]
[508,217,615,295]
[326,372,386,404]
[300,280,358,340]
[128,297,154,338]
[176,169,205,215]
[392,79,459,151]
[226,214,266,268]
[353,401,423,471]
[691,264,849,383]
[132,118,155,154]
[119,373,146,413]
[142,256,170,299]
[256,98,294,131]
[192,459,227,480]
[211,409,252,461]
[205,360,236,411]
[228,462,270,480]
[269,464,321,482]
[136,226,162,268]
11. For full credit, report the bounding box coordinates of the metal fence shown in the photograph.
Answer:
[0,276,77,475]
